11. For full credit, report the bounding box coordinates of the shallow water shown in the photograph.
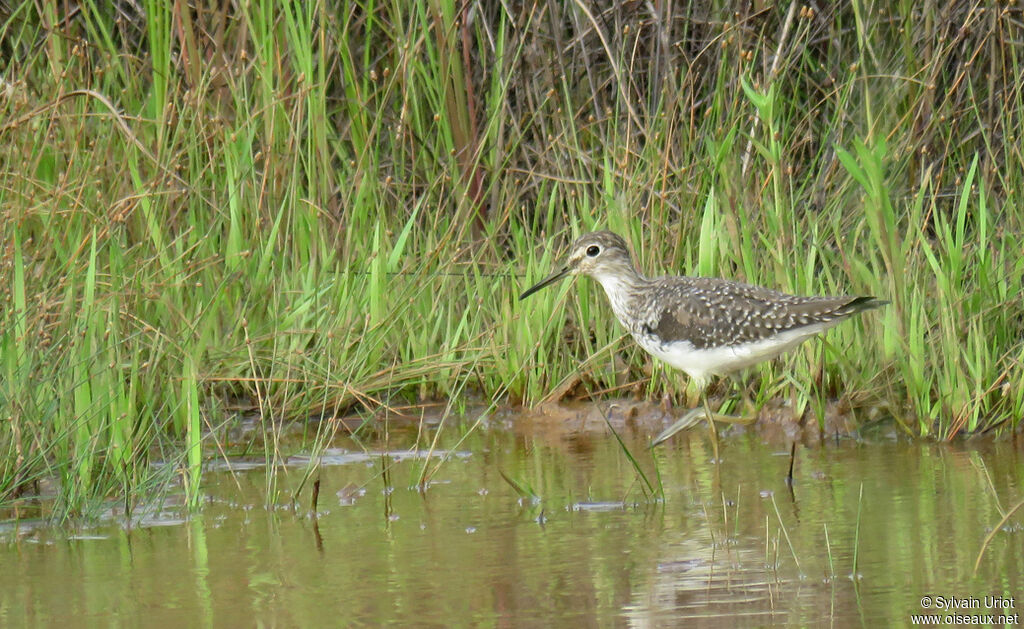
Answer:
[1,405,1022,627]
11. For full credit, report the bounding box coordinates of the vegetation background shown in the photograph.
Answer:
[1,1,1022,516]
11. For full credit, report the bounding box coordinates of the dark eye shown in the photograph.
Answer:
[586,245,600,257]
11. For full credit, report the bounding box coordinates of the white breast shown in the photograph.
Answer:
[593,272,637,327]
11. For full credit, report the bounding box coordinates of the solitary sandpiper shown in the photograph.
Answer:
[519,230,887,458]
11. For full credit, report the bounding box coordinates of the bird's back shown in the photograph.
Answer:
[629,275,886,351]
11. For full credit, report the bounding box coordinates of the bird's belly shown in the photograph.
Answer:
[634,325,827,384]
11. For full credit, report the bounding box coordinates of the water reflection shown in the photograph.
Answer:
[0,404,1021,627]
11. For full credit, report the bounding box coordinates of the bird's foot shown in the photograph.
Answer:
[651,408,709,446]
[709,412,757,425]
[651,409,756,447]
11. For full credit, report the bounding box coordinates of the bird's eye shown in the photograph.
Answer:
[586,245,600,257]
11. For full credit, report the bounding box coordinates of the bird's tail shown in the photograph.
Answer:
[838,296,890,315]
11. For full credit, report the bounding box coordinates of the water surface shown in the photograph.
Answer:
[1,404,1021,627]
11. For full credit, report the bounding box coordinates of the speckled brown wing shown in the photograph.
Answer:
[646,283,718,349]
[647,276,883,350]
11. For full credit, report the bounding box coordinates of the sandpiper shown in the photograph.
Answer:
[519,230,887,458]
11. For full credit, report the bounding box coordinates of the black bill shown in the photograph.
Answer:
[519,266,570,300]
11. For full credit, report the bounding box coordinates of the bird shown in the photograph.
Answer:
[519,230,887,459]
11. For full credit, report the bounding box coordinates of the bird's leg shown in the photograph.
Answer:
[730,373,757,417]
[652,383,723,448]
[651,383,757,448]
[701,390,720,462]
[705,377,757,425]
[650,407,706,446]
[709,407,757,424]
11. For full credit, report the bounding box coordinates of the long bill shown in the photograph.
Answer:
[519,266,570,300]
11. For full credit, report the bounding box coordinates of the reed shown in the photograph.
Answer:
[0,1,1021,516]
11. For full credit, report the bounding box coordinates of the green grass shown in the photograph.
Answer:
[0,1,1022,517]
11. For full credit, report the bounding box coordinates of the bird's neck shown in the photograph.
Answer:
[590,264,649,327]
